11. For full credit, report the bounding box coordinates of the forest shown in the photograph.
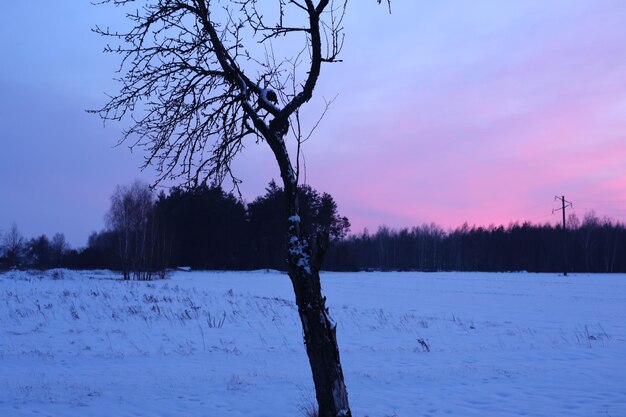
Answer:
[1,183,624,274]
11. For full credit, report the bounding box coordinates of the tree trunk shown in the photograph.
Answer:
[283,184,351,417]
[289,267,350,417]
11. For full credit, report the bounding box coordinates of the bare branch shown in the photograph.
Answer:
[92,0,354,188]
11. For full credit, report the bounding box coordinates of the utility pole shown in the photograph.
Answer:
[552,195,573,276]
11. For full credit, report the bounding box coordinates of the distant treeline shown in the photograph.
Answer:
[1,183,624,274]
[324,217,626,273]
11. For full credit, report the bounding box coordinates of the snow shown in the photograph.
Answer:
[1,269,625,416]
[288,236,312,274]
[258,89,280,113]
[296,257,311,274]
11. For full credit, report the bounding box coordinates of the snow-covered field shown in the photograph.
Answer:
[1,269,625,417]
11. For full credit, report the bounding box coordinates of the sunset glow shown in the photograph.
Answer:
[2,1,626,245]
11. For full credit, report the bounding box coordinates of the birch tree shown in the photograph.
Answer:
[106,181,155,280]
[93,1,388,415]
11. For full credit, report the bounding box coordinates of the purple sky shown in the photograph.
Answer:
[2,1,626,247]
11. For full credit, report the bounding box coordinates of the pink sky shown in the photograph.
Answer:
[2,1,626,246]
[298,1,626,233]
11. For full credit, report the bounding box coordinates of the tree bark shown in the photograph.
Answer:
[283,183,351,417]
[290,268,351,417]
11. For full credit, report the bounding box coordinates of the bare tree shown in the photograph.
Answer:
[93,1,388,415]
[106,181,157,280]
[2,224,25,268]
[50,233,69,267]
